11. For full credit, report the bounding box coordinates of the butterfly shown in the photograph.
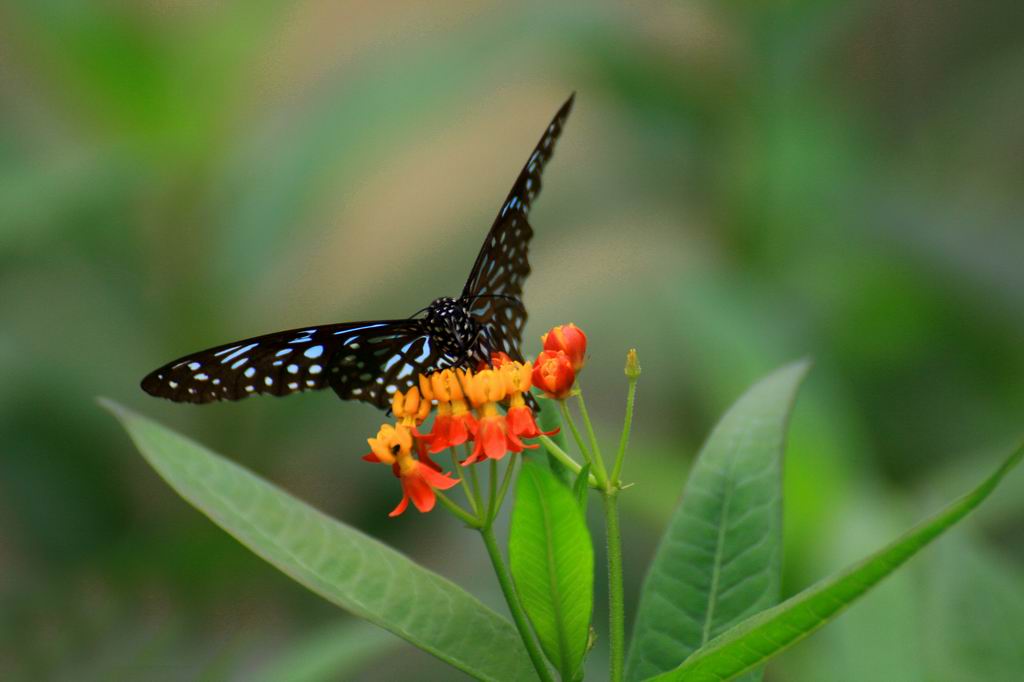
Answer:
[141,94,575,410]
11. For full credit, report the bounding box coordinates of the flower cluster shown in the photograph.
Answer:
[362,324,586,516]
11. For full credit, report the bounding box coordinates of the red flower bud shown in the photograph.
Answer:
[532,350,575,399]
[542,323,587,372]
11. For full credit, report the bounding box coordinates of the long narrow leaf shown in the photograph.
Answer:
[101,399,536,682]
[648,444,1024,682]
[626,361,810,681]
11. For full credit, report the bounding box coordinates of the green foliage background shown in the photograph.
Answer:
[1,1,1021,680]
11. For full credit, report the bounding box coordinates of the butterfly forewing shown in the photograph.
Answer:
[141,320,431,409]
[141,95,575,412]
[461,93,575,359]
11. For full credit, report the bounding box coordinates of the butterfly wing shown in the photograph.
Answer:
[461,94,575,359]
[140,319,438,409]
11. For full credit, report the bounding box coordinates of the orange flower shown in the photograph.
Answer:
[506,404,549,439]
[542,323,587,372]
[417,369,478,453]
[464,408,527,465]
[392,386,430,427]
[363,423,413,465]
[389,448,459,517]
[499,360,557,439]
[532,350,575,399]
[460,367,529,464]
[461,368,507,406]
[430,369,464,403]
[363,423,458,516]
[499,360,534,396]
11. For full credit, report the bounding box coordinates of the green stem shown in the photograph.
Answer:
[479,526,554,682]
[603,491,625,682]
[490,455,518,526]
[466,449,484,511]
[611,374,638,486]
[435,491,481,528]
[559,399,593,466]
[451,449,479,516]
[538,435,599,487]
[485,458,499,524]
[575,390,609,487]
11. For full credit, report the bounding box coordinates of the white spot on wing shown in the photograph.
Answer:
[221,343,257,364]
[304,345,323,359]
[415,340,431,363]
[334,323,387,336]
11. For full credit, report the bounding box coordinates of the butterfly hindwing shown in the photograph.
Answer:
[140,320,430,409]
[461,93,575,359]
[327,326,454,408]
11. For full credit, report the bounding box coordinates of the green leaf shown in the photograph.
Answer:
[626,360,811,681]
[100,399,536,682]
[509,459,594,680]
[648,443,1024,682]
[573,464,592,515]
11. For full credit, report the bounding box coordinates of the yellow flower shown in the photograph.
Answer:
[499,361,533,409]
[431,369,465,403]
[462,368,507,408]
[392,386,430,427]
[365,423,413,466]
[418,369,477,453]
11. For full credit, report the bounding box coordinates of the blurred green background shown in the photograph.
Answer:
[2,1,1022,680]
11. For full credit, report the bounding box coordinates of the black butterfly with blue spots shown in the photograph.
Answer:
[141,94,574,410]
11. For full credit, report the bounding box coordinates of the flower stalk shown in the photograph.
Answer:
[560,399,594,468]
[434,490,481,528]
[612,349,641,486]
[603,491,625,682]
[480,524,555,682]
[574,390,610,489]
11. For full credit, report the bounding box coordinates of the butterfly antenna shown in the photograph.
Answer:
[466,294,522,305]
[409,305,432,319]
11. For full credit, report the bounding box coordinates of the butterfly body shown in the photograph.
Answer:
[142,94,575,410]
[424,296,481,362]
